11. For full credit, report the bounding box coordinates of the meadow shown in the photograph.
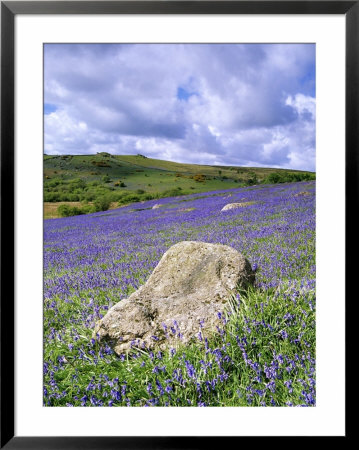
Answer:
[44,180,316,407]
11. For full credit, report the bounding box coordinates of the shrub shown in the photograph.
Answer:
[83,192,96,202]
[117,194,141,206]
[68,194,80,202]
[68,178,86,192]
[92,160,110,167]
[81,204,96,214]
[94,196,112,212]
[57,204,84,217]
[58,193,70,202]
[193,174,206,182]
[246,172,258,186]
[47,179,61,188]
[266,172,281,184]
[44,192,61,202]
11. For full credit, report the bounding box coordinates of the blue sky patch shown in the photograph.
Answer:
[177,87,197,101]
[44,103,57,115]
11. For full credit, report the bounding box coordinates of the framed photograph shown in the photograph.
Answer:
[1,1,355,447]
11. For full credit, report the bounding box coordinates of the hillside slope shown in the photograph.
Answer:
[44,153,315,204]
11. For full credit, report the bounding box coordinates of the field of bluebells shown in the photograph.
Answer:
[44,181,316,407]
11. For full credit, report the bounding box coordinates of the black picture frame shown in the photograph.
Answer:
[1,1,355,447]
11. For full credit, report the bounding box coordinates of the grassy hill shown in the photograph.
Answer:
[44,153,315,218]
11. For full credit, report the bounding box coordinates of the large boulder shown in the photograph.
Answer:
[94,241,255,354]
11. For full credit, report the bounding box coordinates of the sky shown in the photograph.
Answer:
[44,43,315,171]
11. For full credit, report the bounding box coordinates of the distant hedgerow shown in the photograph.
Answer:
[265,171,315,184]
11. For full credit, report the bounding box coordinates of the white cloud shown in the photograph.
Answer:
[44,44,315,170]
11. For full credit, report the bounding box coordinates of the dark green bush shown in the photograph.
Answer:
[117,194,141,206]
[46,179,61,188]
[44,192,61,202]
[68,194,80,202]
[57,204,84,217]
[93,196,112,212]
[80,204,96,214]
[246,172,258,186]
[69,178,86,190]
[102,175,111,183]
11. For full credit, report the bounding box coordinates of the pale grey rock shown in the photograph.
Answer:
[94,241,255,354]
[221,202,254,211]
